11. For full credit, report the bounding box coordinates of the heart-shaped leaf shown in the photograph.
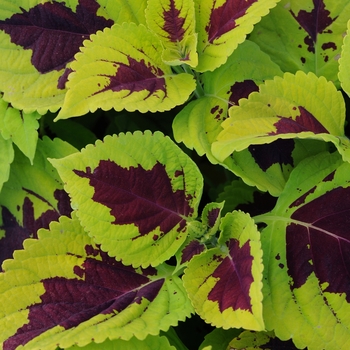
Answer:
[57,23,196,119]
[183,211,264,330]
[0,215,192,349]
[256,151,350,349]
[50,131,203,268]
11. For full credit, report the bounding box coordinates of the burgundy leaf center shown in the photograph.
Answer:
[163,0,186,42]
[269,106,329,135]
[287,186,350,301]
[97,57,166,99]
[0,0,113,73]
[74,160,193,236]
[208,238,254,312]
[5,247,161,349]
[205,0,257,43]
[290,0,337,53]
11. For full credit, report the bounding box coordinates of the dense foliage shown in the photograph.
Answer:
[1,0,350,349]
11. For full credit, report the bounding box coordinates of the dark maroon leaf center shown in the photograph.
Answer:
[205,0,257,43]
[74,160,193,236]
[269,106,329,135]
[163,0,185,42]
[208,238,254,312]
[5,245,162,349]
[181,240,206,264]
[229,80,259,105]
[0,0,113,74]
[290,0,337,53]
[97,57,166,99]
[286,186,350,301]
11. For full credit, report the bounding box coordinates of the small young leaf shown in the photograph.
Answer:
[183,211,264,330]
[146,0,198,67]
[201,201,223,229]
[50,131,203,268]
[257,152,350,349]
[0,94,40,163]
[194,0,279,72]
[0,0,114,113]
[0,215,192,349]
[0,137,76,266]
[212,71,348,163]
[250,0,350,87]
[57,22,196,119]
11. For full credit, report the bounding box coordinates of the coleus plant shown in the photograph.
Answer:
[1,0,350,349]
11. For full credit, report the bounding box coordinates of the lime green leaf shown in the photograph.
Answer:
[339,19,350,96]
[256,152,350,349]
[194,0,279,72]
[0,0,115,114]
[0,215,192,349]
[183,211,264,330]
[57,23,196,119]
[0,134,14,193]
[250,0,350,87]
[50,131,203,268]
[146,0,198,67]
[212,71,349,164]
[173,40,283,163]
[67,334,176,349]
[0,137,76,266]
[0,94,40,163]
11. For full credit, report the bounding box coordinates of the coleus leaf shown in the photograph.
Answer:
[145,0,198,67]
[223,138,330,196]
[250,0,350,87]
[57,22,196,119]
[50,131,203,268]
[0,137,76,266]
[0,94,40,163]
[212,71,350,164]
[173,40,283,164]
[183,211,264,330]
[256,152,350,349]
[0,214,192,349]
[194,0,279,72]
[0,0,115,114]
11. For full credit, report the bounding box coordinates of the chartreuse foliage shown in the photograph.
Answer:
[2,0,350,349]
